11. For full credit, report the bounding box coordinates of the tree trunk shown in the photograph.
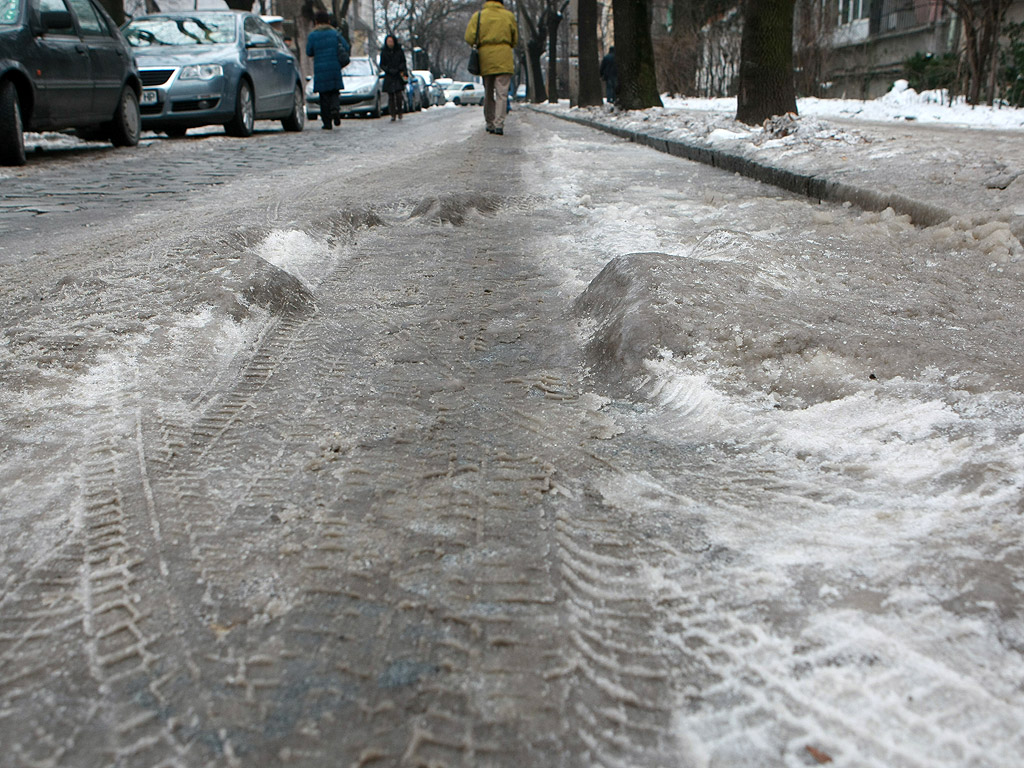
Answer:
[577,0,604,106]
[736,0,797,124]
[612,0,663,109]
[547,10,561,102]
[225,0,255,11]
[655,0,700,96]
[520,6,549,103]
[97,0,124,26]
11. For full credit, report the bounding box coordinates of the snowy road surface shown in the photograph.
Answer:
[1,108,1023,767]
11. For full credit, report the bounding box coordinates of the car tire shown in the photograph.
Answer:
[225,79,255,137]
[453,97,461,106]
[109,85,141,147]
[0,80,26,167]
[281,82,305,132]
[370,95,381,119]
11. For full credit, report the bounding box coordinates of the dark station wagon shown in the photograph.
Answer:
[0,0,141,165]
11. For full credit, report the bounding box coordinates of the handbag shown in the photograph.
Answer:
[467,12,481,76]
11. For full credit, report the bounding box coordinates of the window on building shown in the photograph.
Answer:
[838,0,870,25]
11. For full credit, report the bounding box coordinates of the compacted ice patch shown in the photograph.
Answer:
[572,245,1024,766]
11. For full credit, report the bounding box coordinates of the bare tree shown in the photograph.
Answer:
[735,0,797,123]
[793,0,831,97]
[577,0,604,106]
[696,5,741,97]
[377,0,478,74]
[519,0,552,102]
[613,0,662,109]
[543,0,570,101]
[945,0,1014,104]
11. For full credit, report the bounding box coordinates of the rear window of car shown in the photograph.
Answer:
[123,14,237,46]
[1,0,20,25]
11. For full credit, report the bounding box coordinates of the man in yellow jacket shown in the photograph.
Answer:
[464,0,519,135]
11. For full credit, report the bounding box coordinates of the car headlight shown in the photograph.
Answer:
[352,83,375,96]
[179,64,224,81]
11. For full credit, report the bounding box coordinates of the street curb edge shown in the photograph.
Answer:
[528,106,954,229]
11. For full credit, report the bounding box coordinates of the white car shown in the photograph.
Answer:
[443,81,485,106]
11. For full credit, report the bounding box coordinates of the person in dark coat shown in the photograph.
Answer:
[306,11,345,129]
[379,35,408,122]
[599,46,617,105]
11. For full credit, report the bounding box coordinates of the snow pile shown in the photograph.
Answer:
[660,79,1024,130]
[257,228,335,292]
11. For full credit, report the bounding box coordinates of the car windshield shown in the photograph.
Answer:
[345,58,376,77]
[123,14,237,47]
[0,0,19,25]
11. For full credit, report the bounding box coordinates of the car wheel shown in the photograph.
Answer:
[281,82,305,132]
[370,95,381,119]
[109,85,141,147]
[225,79,255,137]
[0,80,26,167]
[453,97,461,106]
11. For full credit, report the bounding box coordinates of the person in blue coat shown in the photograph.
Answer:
[306,11,345,130]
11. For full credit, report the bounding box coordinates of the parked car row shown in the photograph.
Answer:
[1,2,301,164]
[1,0,488,166]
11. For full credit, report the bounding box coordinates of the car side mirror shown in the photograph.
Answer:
[38,9,73,33]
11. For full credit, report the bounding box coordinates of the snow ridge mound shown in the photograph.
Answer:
[240,256,316,318]
[409,193,502,225]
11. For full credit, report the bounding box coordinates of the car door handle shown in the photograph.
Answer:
[75,44,87,54]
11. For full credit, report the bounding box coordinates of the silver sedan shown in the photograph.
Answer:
[123,10,304,137]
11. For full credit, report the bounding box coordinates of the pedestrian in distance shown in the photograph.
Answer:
[379,35,409,122]
[600,46,617,106]
[306,11,347,130]
[464,0,518,136]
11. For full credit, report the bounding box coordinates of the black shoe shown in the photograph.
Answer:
[494,127,503,135]
[486,126,495,133]
[333,116,340,126]
[322,123,333,130]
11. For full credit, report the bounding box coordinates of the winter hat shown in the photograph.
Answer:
[314,10,330,25]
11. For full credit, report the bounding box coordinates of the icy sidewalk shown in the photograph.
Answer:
[531,101,1024,265]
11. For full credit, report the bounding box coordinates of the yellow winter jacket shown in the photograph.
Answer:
[464,1,519,76]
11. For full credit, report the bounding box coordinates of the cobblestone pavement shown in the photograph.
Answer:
[0,118,396,259]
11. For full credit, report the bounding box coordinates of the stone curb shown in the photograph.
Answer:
[529,106,954,229]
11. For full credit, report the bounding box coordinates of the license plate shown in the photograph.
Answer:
[141,89,158,105]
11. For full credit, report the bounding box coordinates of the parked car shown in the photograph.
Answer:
[425,81,445,106]
[408,73,427,111]
[303,56,387,119]
[442,81,484,106]
[122,10,304,138]
[305,56,385,119]
[0,0,142,165]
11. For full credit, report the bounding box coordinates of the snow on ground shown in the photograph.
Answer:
[524,112,1024,766]
[662,80,1024,130]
